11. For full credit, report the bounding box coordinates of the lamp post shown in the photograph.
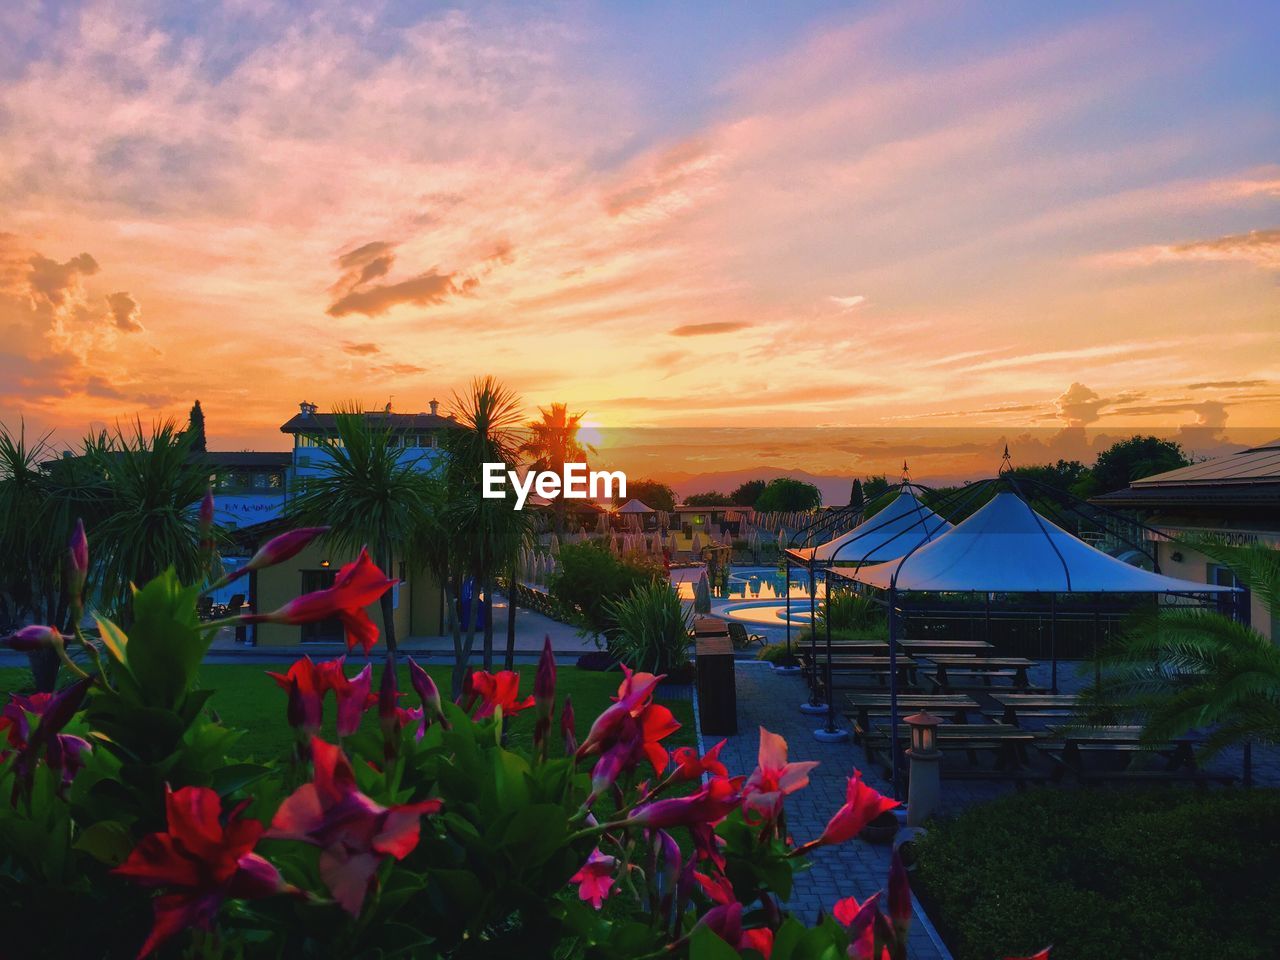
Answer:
[904,710,941,827]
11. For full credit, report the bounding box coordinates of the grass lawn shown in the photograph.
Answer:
[0,660,696,763]
[913,786,1280,960]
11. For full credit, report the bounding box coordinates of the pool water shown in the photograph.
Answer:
[675,566,827,626]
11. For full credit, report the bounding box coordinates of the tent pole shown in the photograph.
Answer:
[1050,592,1058,694]
[1093,594,1102,688]
[784,556,792,658]
[888,585,902,799]
[823,574,839,735]
[809,565,822,707]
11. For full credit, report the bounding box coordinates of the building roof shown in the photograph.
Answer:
[199,451,293,468]
[279,410,461,434]
[1126,440,1280,487]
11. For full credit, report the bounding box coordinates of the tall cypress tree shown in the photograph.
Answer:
[849,478,865,509]
[187,400,207,452]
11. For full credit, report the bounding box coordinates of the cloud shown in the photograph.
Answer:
[342,341,381,356]
[1054,382,1106,428]
[105,291,143,332]
[669,321,750,337]
[1102,228,1280,270]
[828,295,866,310]
[333,241,398,292]
[327,270,473,317]
[27,252,99,310]
[1188,379,1267,390]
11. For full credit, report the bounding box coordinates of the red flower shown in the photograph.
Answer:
[114,785,292,959]
[742,727,819,823]
[576,666,679,776]
[266,657,329,733]
[699,902,773,957]
[1005,951,1051,960]
[268,737,441,915]
[811,770,900,849]
[629,775,742,829]
[833,893,886,960]
[469,669,535,719]
[246,548,396,654]
[672,738,728,782]
[569,848,617,909]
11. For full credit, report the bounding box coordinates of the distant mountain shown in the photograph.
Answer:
[662,467,985,505]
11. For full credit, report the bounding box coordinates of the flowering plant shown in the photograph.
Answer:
[0,520,1048,960]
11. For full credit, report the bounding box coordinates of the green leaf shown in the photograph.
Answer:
[94,616,129,665]
[73,820,134,865]
[690,924,742,960]
[209,763,273,797]
[123,570,211,710]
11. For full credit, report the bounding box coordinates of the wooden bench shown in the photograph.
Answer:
[1042,725,1234,786]
[801,654,916,693]
[897,639,995,657]
[843,693,978,742]
[985,693,1084,725]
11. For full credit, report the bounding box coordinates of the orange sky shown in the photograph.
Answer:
[1,1,1277,478]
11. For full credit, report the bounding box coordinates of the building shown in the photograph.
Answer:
[1092,439,1280,640]
[220,401,463,646]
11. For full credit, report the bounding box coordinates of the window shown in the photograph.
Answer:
[1210,564,1251,627]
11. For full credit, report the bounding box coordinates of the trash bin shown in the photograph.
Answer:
[695,629,736,736]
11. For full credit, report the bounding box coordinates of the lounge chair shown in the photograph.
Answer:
[727,622,766,650]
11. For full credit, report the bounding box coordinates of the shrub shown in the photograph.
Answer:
[548,541,662,636]
[605,580,691,674]
[913,787,1280,960]
[820,592,883,632]
[756,642,799,665]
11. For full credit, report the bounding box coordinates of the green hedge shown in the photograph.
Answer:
[913,787,1280,960]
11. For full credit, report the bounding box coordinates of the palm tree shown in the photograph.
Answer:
[518,402,594,535]
[445,377,532,679]
[1083,539,1280,759]
[288,406,432,656]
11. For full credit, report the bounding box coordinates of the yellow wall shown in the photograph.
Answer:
[1156,541,1276,642]
[250,542,441,646]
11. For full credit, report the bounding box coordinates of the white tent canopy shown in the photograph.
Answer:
[617,498,655,514]
[830,492,1236,594]
[788,491,951,565]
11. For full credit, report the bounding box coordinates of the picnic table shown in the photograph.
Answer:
[1043,724,1232,785]
[842,692,978,742]
[925,655,1039,691]
[896,639,995,656]
[801,653,915,690]
[863,722,1038,780]
[985,693,1083,725]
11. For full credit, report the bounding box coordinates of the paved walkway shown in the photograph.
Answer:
[712,662,949,960]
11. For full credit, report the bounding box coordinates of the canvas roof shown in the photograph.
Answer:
[829,492,1237,594]
[787,491,951,564]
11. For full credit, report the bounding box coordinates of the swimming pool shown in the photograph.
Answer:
[675,566,827,627]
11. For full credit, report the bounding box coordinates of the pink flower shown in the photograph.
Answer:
[833,893,886,960]
[561,695,577,754]
[469,670,535,719]
[114,785,293,959]
[742,727,819,823]
[0,679,92,790]
[229,526,331,582]
[576,666,665,760]
[331,662,373,737]
[268,737,442,915]
[408,657,444,727]
[67,518,88,602]
[672,739,728,783]
[629,776,742,829]
[811,771,900,849]
[3,624,64,652]
[246,549,396,654]
[569,848,617,909]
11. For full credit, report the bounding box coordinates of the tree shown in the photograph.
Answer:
[625,479,676,512]
[1009,459,1088,493]
[685,491,733,507]
[186,400,207,453]
[1084,539,1280,758]
[1087,436,1188,495]
[848,478,865,509]
[862,475,890,501]
[517,402,593,534]
[288,406,430,656]
[730,479,766,506]
[754,477,822,512]
[445,377,532,681]
[90,420,213,621]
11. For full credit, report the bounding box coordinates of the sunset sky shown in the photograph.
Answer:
[1,1,1277,479]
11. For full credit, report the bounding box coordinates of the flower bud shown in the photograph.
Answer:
[5,624,64,652]
[67,519,88,604]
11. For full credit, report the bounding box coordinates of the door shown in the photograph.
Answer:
[1211,565,1251,627]
[300,569,343,642]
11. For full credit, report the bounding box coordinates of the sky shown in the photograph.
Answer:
[1,0,1277,480]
